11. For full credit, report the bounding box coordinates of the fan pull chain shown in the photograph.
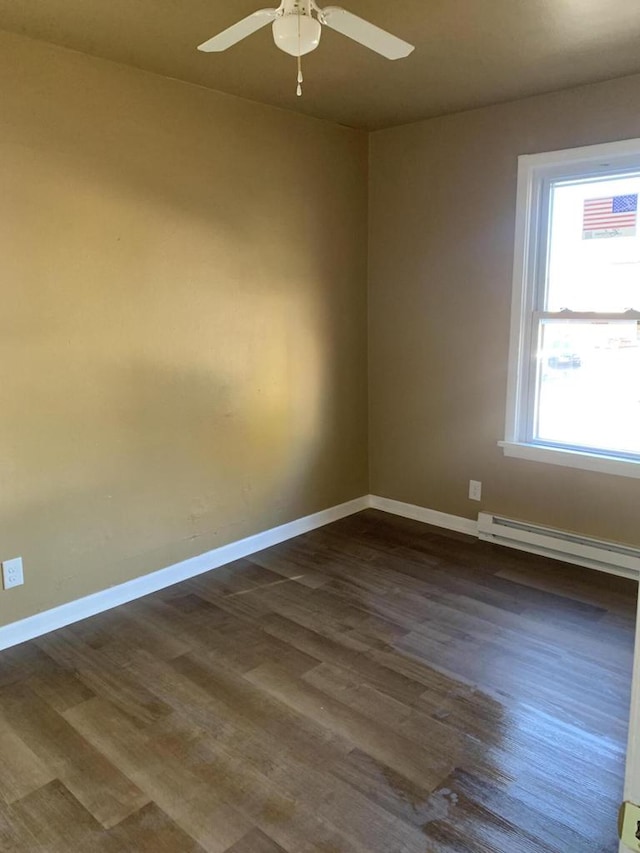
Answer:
[297,55,303,96]
[296,10,303,96]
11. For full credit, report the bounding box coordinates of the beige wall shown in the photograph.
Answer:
[5,27,640,630]
[369,74,640,546]
[0,31,368,627]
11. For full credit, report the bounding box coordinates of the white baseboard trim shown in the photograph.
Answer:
[367,495,638,580]
[10,492,614,653]
[368,495,478,536]
[0,495,369,652]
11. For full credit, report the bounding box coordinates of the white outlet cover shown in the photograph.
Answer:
[2,557,24,589]
[469,480,482,501]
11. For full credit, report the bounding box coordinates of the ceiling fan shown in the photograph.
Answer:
[197,0,414,96]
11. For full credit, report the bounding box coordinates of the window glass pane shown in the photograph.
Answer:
[534,320,640,456]
[547,174,640,312]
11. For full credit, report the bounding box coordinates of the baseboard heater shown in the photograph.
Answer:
[477,512,640,580]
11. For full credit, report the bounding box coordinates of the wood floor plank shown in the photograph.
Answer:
[495,564,635,609]
[224,827,289,852]
[163,609,320,677]
[107,802,207,852]
[64,696,252,852]
[260,612,429,706]
[10,779,123,852]
[328,746,436,828]
[245,660,453,792]
[422,767,596,853]
[27,668,95,713]
[0,795,40,851]
[166,716,408,853]
[192,710,429,853]
[0,508,633,851]
[0,682,149,829]
[67,697,369,853]
[36,629,171,726]
[69,608,192,663]
[0,712,55,804]
[249,550,331,590]
[302,661,479,777]
[163,660,435,853]
[165,650,354,765]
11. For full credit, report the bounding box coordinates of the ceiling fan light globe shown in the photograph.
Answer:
[272,14,321,56]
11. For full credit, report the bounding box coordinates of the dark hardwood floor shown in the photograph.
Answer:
[0,509,636,852]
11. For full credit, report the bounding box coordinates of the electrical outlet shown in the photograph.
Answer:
[2,557,24,590]
[469,480,482,501]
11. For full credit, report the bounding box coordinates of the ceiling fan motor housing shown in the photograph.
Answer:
[272,6,322,56]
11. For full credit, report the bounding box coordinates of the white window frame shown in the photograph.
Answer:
[502,138,640,479]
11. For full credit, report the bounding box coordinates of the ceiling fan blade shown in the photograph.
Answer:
[197,8,278,52]
[320,7,414,60]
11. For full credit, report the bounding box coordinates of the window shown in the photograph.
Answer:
[503,139,640,478]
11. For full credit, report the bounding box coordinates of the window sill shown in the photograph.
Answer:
[499,441,640,480]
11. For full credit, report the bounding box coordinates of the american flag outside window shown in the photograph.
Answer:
[582,193,638,239]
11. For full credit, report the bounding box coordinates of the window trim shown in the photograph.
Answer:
[503,137,640,478]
